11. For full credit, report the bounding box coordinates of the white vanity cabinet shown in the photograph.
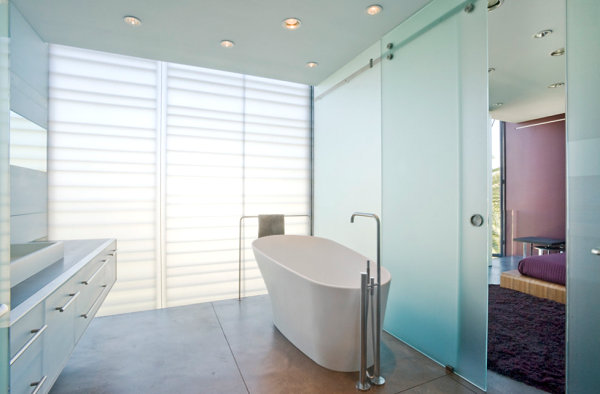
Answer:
[9,239,117,394]
[8,302,45,394]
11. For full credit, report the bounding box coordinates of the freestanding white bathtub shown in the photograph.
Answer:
[252,235,391,372]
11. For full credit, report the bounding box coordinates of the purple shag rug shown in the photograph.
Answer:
[488,285,565,393]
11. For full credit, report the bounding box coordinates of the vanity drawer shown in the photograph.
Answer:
[76,247,115,286]
[75,258,115,338]
[10,332,45,394]
[43,277,79,383]
[77,252,114,288]
[9,301,45,363]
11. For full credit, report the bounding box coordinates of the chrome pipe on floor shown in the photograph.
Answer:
[351,212,385,386]
[356,269,371,391]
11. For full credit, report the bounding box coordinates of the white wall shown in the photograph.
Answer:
[10,3,48,129]
[313,42,381,260]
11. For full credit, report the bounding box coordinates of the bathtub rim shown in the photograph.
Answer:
[252,234,391,291]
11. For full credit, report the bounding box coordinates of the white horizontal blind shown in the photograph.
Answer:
[48,45,160,315]
[48,44,311,314]
[242,76,311,296]
[165,66,311,306]
[165,63,244,306]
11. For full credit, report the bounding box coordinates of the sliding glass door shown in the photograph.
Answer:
[0,2,9,392]
[565,1,600,391]
[381,0,488,388]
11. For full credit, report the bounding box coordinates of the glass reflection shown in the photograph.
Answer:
[9,111,47,172]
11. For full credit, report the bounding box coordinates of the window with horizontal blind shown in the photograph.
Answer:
[48,44,311,315]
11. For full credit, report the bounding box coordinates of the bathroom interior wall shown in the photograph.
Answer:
[504,114,566,256]
[313,42,381,260]
[9,3,48,129]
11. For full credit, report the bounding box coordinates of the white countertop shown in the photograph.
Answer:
[10,238,115,324]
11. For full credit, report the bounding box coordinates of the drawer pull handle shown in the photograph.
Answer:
[10,325,47,366]
[30,375,47,394]
[82,259,110,285]
[82,285,109,319]
[56,291,80,312]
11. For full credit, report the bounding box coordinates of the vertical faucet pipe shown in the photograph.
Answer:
[357,271,371,391]
[351,212,385,385]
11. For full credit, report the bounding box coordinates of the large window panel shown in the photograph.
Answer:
[165,63,244,307]
[242,76,311,296]
[48,45,160,315]
[48,44,311,314]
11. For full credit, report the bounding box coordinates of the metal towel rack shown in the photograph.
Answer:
[238,214,311,300]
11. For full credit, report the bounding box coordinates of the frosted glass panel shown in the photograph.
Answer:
[313,43,381,261]
[565,1,600,391]
[381,0,488,388]
[0,2,10,391]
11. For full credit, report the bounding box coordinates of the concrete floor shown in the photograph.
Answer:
[50,293,545,394]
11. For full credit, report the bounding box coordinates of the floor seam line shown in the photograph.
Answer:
[394,373,450,393]
[211,302,251,394]
[450,374,480,393]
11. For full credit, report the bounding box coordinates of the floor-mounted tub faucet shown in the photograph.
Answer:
[350,212,385,387]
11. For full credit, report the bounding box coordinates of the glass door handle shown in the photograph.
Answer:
[592,248,600,256]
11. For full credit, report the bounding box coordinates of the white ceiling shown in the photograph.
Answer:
[12,0,431,86]
[14,0,566,123]
[488,0,566,123]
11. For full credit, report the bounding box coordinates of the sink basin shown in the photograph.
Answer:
[11,241,64,287]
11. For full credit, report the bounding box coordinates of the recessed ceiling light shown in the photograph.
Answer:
[282,18,301,30]
[123,15,142,26]
[533,29,553,39]
[488,0,503,11]
[488,67,496,73]
[550,48,565,56]
[366,5,383,15]
[548,82,565,88]
[306,62,319,68]
[220,40,235,48]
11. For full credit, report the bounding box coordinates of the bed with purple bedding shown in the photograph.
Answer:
[518,253,566,285]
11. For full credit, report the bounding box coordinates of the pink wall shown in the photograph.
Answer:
[505,114,566,256]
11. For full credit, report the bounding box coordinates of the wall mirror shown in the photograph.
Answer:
[10,110,46,171]
[9,110,48,243]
